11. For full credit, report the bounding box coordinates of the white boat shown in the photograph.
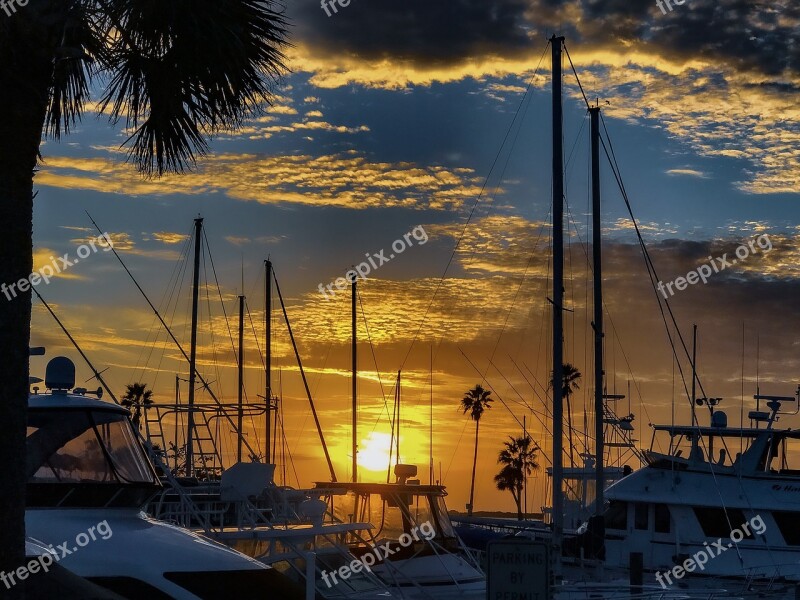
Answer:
[314,465,486,599]
[26,355,306,599]
[601,391,800,583]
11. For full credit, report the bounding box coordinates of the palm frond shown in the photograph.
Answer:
[44,1,104,139]
[97,0,290,175]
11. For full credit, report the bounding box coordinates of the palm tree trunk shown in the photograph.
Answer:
[0,18,54,596]
[468,419,479,516]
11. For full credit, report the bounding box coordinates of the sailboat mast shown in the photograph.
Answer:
[430,346,434,485]
[590,105,605,513]
[265,260,272,463]
[550,34,566,570]
[352,272,358,483]
[187,217,203,477]
[237,294,245,463]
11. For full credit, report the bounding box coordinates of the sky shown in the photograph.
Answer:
[28,0,800,515]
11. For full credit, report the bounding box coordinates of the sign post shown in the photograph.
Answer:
[486,539,550,600]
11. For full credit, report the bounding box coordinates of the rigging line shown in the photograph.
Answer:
[563,43,591,110]
[273,271,338,481]
[203,229,244,391]
[245,298,266,370]
[461,349,583,503]
[487,359,536,413]
[242,301,265,454]
[133,226,193,382]
[597,122,741,537]
[87,213,260,460]
[356,289,392,433]
[564,40,686,427]
[600,112,705,398]
[477,217,546,385]
[398,40,551,371]
[146,233,195,393]
[201,249,224,403]
[598,126,700,407]
[474,104,559,384]
[276,410,301,488]
[509,355,552,419]
[489,359,553,436]
[291,340,334,450]
[559,188,658,435]
[459,348,527,433]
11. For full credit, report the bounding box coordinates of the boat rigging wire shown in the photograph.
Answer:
[85,212,260,460]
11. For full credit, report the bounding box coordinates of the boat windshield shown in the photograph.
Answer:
[332,489,455,541]
[27,409,156,484]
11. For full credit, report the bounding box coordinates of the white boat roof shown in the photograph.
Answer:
[28,391,128,413]
[652,424,800,438]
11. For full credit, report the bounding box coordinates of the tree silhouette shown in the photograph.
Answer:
[461,384,493,516]
[494,435,540,520]
[121,382,154,431]
[0,1,288,578]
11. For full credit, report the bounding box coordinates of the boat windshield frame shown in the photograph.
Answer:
[27,405,160,508]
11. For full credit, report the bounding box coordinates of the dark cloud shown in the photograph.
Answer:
[289,0,799,76]
[291,0,533,65]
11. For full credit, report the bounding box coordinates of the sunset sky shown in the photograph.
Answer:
[28,0,800,514]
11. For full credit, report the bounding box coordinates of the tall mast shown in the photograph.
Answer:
[265,260,272,463]
[187,217,203,477]
[691,324,698,427]
[396,370,401,463]
[550,34,566,572]
[430,345,434,485]
[237,294,245,463]
[351,272,358,483]
[590,105,605,513]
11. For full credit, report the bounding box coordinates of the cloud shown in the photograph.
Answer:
[152,232,189,245]
[37,152,485,211]
[666,168,708,178]
[225,235,285,246]
[285,0,800,195]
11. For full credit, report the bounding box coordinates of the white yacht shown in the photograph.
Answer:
[601,390,800,582]
[26,355,306,599]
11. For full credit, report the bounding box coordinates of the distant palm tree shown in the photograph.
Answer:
[551,363,582,467]
[0,3,289,575]
[461,384,493,516]
[121,383,154,431]
[494,435,540,520]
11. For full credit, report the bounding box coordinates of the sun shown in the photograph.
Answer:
[357,432,393,472]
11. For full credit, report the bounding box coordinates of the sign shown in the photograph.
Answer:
[486,539,550,600]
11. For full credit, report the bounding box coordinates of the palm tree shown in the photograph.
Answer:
[461,384,493,516]
[0,1,288,580]
[551,363,582,467]
[121,382,154,431]
[494,435,540,520]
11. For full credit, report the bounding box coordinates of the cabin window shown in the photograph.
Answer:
[634,503,648,530]
[773,512,800,545]
[654,504,671,533]
[605,501,626,530]
[692,507,752,539]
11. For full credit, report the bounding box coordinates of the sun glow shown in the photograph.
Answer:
[357,432,393,472]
